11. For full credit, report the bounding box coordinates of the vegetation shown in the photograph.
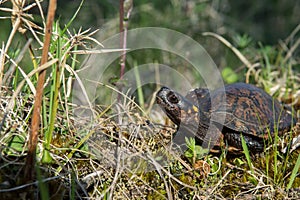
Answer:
[0,0,299,199]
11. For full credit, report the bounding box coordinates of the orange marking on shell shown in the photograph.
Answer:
[193,105,198,112]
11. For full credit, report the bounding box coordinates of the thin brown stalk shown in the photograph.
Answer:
[0,43,5,87]
[119,0,133,80]
[24,0,57,182]
[119,0,125,79]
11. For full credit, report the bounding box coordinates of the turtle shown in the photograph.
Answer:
[156,82,297,153]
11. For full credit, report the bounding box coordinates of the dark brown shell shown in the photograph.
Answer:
[186,83,295,138]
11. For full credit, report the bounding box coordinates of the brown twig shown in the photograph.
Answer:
[24,0,57,182]
[119,0,125,79]
[119,0,133,80]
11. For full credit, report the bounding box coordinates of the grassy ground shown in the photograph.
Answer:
[0,87,299,199]
[0,1,300,199]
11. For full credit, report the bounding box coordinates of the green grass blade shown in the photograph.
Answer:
[37,165,50,200]
[133,62,144,109]
[241,134,253,173]
[42,24,63,163]
[287,152,300,189]
[61,0,85,35]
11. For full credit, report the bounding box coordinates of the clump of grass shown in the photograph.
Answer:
[202,28,300,198]
[0,0,106,198]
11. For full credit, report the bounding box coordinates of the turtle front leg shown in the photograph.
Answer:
[224,132,264,153]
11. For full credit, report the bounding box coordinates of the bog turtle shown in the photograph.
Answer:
[156,82,297,153]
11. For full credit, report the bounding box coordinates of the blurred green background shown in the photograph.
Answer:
[1,0,299,66]
[54,0,299,43]
[58,0,299,76]
[0,0,299,89]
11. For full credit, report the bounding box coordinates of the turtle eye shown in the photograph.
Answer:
[167,92,179,104]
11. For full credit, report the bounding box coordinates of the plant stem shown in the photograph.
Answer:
[119,0,133,80]
[24,0,57,182]
[119,0,125,79]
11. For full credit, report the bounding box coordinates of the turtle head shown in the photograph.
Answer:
[156,86,199,126]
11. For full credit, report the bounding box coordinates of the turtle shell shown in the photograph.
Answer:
[156,82,297,152]
[187,83,295,137]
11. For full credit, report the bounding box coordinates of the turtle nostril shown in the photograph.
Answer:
[167,92,179,104]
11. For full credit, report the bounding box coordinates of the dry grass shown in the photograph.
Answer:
[1,83,299,199]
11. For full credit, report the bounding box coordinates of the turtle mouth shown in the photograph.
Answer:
[156,95,164,105]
